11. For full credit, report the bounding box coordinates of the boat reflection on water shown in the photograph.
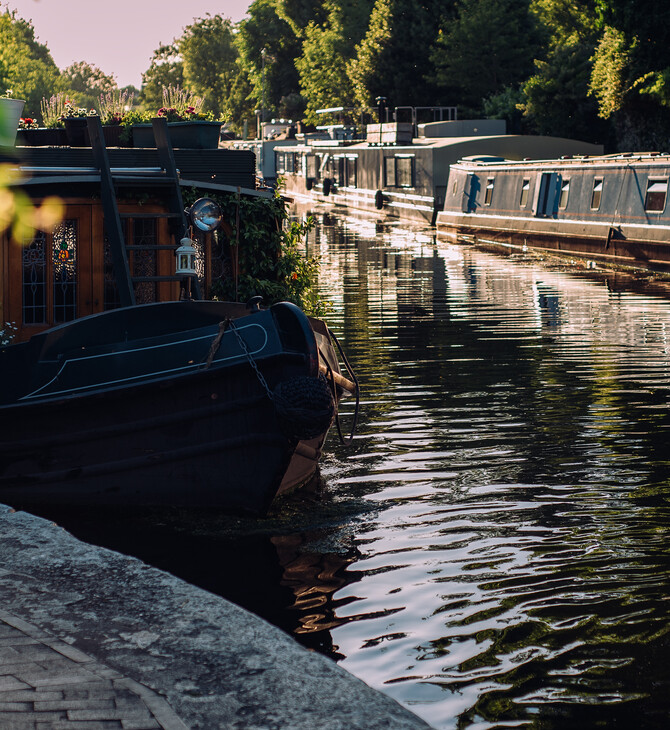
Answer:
[271,533,362,659]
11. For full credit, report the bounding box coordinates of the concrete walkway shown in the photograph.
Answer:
[0,505,433,729]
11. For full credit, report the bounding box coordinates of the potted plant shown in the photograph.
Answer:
[15,116,39,145]
[28,93,69,146]
[131,85,223,149]
[61,102,98,146]
[0,90,25,147]
[97,89,134,146]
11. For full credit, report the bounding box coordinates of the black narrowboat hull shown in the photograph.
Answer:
[0,300,348,516]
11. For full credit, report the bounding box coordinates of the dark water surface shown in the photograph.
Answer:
[57,213,670,729]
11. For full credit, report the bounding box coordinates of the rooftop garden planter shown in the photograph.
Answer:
[64,117,90,147]
[132,120,222,149]
[16,127,67,146]
[0,97,25,147]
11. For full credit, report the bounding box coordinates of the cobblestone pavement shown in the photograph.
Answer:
[0,609,188,730]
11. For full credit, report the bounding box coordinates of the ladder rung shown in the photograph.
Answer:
[113,175,178,185]
[131,276,185,282]
[126,245,177,251]
[119,213,182,219]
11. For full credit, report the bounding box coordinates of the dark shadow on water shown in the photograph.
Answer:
[33,473,370,659]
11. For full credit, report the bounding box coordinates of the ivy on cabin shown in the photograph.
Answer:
[182,187,327,317]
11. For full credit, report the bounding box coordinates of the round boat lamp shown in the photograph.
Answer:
[188,198,222,232]
[176,237,197,276]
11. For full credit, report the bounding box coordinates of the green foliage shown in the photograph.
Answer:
[0,9,62,118]
[430,0,539,116]
[347,0,443,109]
[235,0,303,121]
[275,0,328,38]
[60,61,116,114]
[588,25,632,119]
[297,12,355,123]
[521,41,608,142]
[140,44,184,111]
[183,187,327,316]
[180,15,238,121]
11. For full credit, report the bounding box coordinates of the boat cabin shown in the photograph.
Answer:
[1,117,267,343]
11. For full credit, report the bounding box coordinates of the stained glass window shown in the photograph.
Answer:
[52,219,77,322]
[22,231,47,324]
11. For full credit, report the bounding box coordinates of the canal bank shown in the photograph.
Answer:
[0,504,432,729]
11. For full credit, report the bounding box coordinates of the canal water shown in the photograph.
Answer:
[58,212,670,729]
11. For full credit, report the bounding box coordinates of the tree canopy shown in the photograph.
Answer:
[6,0,670,149]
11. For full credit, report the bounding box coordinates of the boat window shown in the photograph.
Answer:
[645,178,668,212]
[396,156,414,188]
[384,157,396,186]
[306,155,317,180]
[559,179,570,209]
[519,179,530,207]
[22,230,47,324]
[130,218,158,305]
[22,219,79,325]
[345,156,357,187]
[285,153,295,174]
[334,156,345,185]
[591,179,603,209]
[484,178,494,206]
[52,220,78,323]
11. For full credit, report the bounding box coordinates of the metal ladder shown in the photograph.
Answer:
[87,115,201,307]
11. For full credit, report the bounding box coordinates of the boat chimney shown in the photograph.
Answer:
[375,96,387,124]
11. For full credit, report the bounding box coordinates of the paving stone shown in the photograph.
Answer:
[51,722,123,730]
[0,676,31,692]
[120,721,161,730]
[0,690,63,702]
[34,698,116,711]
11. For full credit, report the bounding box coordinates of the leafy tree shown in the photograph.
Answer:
[181,15,238,120]
[297,11,355,123]
[235,0,302,121]
[0,9,61,118]
[587,1,670,148]
[349,0,446,110]
[429,0,539,116]
[61,61,116,113]
[140,44,184,111]
[275,0,328,37]
[512,0,608,143]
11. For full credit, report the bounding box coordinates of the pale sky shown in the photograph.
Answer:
[5,0,252,88]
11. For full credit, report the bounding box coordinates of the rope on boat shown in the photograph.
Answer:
[325,328,360,446]
[202,319,230,369]
[226,317,335,441]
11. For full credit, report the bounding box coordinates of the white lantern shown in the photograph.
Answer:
[176,236,197,276]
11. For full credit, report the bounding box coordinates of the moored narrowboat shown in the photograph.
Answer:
[278,107,602,225]
[0,116,358,518]
[437,152,670,272]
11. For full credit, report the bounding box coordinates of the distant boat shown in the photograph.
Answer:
[437,152,670,272]
[279,106,603,224]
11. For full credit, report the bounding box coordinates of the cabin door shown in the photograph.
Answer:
[532,172,560,217]
[6,205,94,342]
